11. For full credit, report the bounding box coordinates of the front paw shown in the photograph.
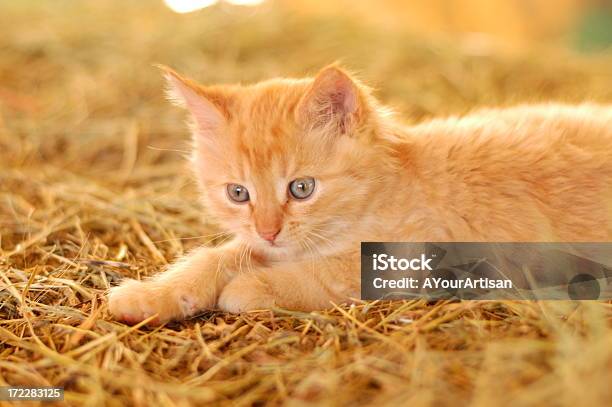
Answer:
[217,278,275,313]
[108,279,198,325]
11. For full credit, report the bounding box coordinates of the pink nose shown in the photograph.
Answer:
[258,228,280,242]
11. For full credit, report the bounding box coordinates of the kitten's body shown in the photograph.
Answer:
[108,66,612,324]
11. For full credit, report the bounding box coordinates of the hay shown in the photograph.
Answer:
[1,1,611,405]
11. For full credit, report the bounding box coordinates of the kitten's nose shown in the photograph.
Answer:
[258,228,281,243]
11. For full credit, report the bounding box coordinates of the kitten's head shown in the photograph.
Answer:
[164,65,389,259]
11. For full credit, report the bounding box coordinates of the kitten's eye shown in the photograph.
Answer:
[227,184,250,203]
[289,177,315,200]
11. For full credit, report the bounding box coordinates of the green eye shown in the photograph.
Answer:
[227,184,250,203]
[289,177,315,200]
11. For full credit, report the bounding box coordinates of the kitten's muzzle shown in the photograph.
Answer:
[258,228,281,243]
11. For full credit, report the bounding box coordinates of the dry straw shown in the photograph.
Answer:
[1,1,611,405]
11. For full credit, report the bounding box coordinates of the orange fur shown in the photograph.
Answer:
[108,65,612,324]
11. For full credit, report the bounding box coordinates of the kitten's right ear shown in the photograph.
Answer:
[157,65,228,136]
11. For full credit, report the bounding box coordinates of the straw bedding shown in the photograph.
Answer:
[1,1,611,405]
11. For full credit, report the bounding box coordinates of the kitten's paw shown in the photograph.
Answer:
[218,278,275,313]
[108,279,198,325]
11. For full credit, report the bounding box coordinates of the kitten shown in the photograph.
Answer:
[108,64,612,324]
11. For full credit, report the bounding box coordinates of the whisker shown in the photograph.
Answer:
[147,145,191,154]
[246,245,254,274]
[308,229,334,246]
[237,242,247,275]
[302,235,317,276]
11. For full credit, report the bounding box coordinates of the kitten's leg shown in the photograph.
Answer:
[218,252,360,313]
[107,240,249,324]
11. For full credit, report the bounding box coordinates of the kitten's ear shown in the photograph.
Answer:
[297,65,363,134]
[158,65,228,136]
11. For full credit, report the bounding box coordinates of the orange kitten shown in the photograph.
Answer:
[108,65,612,324]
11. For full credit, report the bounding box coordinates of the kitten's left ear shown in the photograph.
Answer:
[157,65,229,137]
[297,65,364,134]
